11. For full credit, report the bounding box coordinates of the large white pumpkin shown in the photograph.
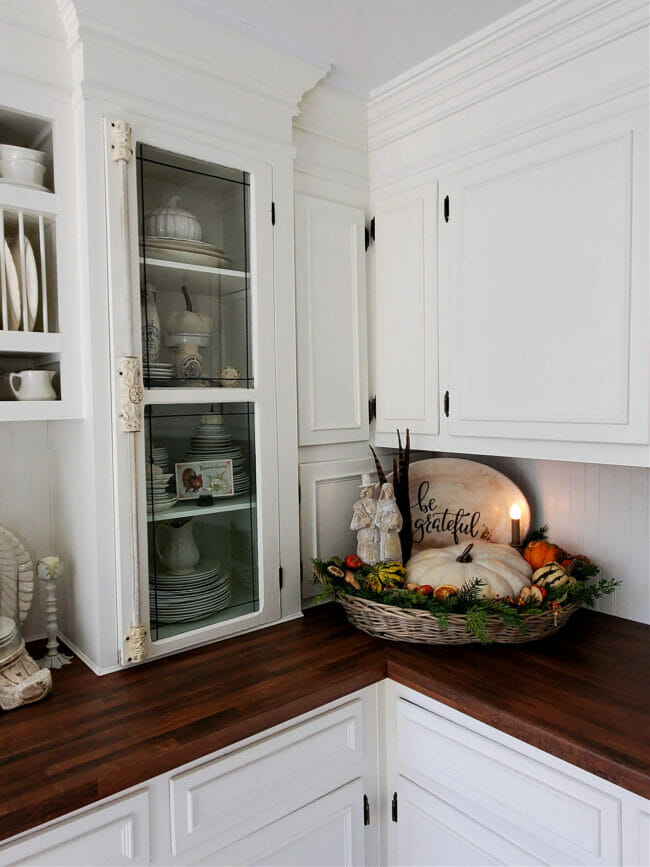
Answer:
[406,541,532,599]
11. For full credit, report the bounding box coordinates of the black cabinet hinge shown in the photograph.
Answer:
[368,396,377,423]
[392,791,398,822]
[370,216,375,241]
[443,195,450,223]
[365,226,370,251]
[363,794,370,826]
[271,201,276,225]
[278,566,283,589]
[300,561,304,581]
[444,390,450,417]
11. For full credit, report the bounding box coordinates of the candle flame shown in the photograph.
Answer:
[509,503,522,520]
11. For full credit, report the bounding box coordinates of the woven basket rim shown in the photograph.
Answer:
[333,590,580,644]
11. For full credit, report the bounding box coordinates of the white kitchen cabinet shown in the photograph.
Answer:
[386,683,648,867]
[104,120,286,663]
[395,776,540,866]
[442,108,649,447]
[294,194,368,446]
[373,181,439,437]
[369,0,650,466]
[168,698,366,859]
[0,791,149,866]
[196,779,365,866]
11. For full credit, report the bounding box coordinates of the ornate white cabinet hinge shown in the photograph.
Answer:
[118,357,144,432]
[110,120,133,163]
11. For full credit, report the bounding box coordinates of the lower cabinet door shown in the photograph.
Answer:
[197,779,365,866]
[396,777,543,867]
[0,791,149,866]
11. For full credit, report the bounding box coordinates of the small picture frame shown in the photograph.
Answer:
[175,459,234,500]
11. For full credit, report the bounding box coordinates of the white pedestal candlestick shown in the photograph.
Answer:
[36,557,72,670]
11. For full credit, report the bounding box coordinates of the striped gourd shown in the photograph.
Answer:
[532,562,574,589]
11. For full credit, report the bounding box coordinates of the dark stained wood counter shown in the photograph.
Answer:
[1,604,648,842]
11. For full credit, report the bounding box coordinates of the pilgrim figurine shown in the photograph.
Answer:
[374,482,403,563]
[350,473,380,564]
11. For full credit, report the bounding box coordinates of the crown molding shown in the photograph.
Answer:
[295,81,368,152]
[368,0,649,151]
[0,0,66,43]
[60,0,327,121]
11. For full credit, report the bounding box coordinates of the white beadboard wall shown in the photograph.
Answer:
[449,453,650,625]
[0,422,53,640]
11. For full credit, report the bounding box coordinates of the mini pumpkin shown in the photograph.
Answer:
[532,562,575,590]
[406,541,532,600]
[523,539,565,570]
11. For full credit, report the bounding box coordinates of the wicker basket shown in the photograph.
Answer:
[335,593,580,645]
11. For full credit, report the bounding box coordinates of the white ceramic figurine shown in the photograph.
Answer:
[350,473,380,564]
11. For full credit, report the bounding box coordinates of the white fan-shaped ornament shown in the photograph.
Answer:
[0,525,51,710]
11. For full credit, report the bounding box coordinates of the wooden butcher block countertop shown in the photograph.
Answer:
[0,604,648,842]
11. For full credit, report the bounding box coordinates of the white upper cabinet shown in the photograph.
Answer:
[295,194,368,445]
[373,182,439,437]
[369,0,650,465]
[442,110,648,446]
[105,121,283,662]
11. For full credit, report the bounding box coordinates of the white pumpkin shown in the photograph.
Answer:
[164,286,212,335]
[406,540,532,599]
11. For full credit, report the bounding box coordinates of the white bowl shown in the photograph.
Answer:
[0,144,45,164]
[0,159,46,186]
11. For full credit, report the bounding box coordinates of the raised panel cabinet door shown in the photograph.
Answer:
[374,182,439,436]
[443,107,649,445]
[295,194,369,445]
[0,791,149,866]
[396,777,542,867]
[196,779,365,866]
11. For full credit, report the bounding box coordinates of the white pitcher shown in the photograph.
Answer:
[9,370,56,401]
[155,518,200,575]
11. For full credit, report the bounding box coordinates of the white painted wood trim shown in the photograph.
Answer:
[299,456,374,600]
[295,193,369,445]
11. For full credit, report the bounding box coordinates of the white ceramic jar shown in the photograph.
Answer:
[144,195,202,241]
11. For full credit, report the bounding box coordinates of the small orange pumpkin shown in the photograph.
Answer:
[523,539,565,570]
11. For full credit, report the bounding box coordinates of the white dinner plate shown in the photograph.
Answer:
[2,240,20,330]
[9,236,38,330]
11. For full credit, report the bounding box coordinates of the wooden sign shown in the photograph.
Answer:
[406,458,530,550]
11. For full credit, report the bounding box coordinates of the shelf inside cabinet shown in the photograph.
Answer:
[0,330,61,355]
[147,494,255,522]
[140,258,248,296]
[0,185,57,216]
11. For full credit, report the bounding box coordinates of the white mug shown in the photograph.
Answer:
[9,370,57,401]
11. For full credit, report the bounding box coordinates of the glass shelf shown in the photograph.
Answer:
[147,493,255,522]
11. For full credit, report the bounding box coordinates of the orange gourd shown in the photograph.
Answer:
[523,539,565,570]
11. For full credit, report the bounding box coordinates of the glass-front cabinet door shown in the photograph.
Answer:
[109,124,280,661]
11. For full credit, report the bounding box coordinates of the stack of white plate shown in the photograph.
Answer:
[146,444,170,473]
[184,414,250,495]
[142,237,231,269]
[146,465,177,515]
[144,361,173,386]
[149,557,231,624]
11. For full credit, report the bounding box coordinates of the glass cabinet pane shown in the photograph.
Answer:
[145,402,258,641]
[136,144,252,388]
